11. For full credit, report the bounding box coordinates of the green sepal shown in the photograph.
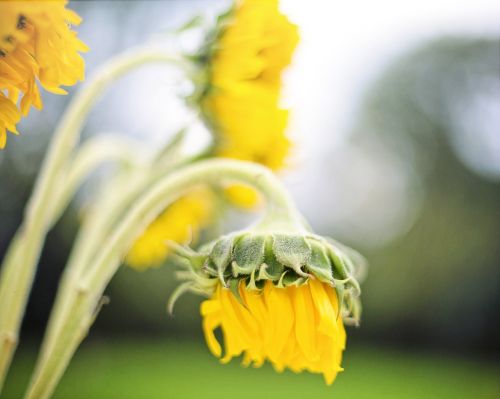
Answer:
[232,234,266,276]
[202,258,218,276]
[276,271,289,288]
[276,271,308,288]
[209,236,233,286]
[167,282,193,315]
[307,239,333,283]
[334,284,345,321]
[343,295,362,326]
[246,269,259,290]
[273,234,311,278]
[227,279,245,307]
[168,241,207,270]
[327,246,350,281]
[258,236,285,280]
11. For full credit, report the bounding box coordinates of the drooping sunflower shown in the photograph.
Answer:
[0,0,87,148]
[201,0,299,207]
[173,232,364,385]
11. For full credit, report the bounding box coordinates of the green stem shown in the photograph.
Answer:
[0,47,184,392]
[36,162,147,368]
[48,134,143,226]
[25,159,302,399]
[37,135,198,367]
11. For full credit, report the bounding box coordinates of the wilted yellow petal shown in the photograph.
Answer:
[291,284,319,362]
[309,279,339,337]
[200,279,346,385]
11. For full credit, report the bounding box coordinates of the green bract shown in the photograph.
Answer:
[171,232,366,326]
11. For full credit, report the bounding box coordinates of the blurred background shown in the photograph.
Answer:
[1,0,499,398]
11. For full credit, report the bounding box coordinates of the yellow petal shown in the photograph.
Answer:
[291,285,319,362]
[309,280,338,337]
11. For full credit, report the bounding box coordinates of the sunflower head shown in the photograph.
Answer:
[188,0,299,207]
[197,0,299,165]
[171,230,365,384]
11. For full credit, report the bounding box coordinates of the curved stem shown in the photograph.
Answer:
[25,159,302,399]
[0,47,184,392]
[48,133,144,226]
[83,159,303,289]
[38,131,196,367]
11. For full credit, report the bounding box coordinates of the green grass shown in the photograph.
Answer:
[4,340,499,399]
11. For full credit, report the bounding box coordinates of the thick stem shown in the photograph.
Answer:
[25,159,302,399]
[0,47,183,392]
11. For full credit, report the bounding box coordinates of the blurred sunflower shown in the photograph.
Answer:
[126,189,214,270]
[127,0,299,269]
[201,0,299,207]
[0,0,87,148]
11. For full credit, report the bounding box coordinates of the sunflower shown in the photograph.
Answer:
[126,0,299,268]
[201,0,299,206]
[173,231,364,384]
[0,0,87,148]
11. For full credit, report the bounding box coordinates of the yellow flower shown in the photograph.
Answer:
[126,189,214,270]
[126,0,298,268]
[0,0,87,148]
[172,231,365,384]
[201,280,346,385]
[201,0,299,207]
[0,93,20,148]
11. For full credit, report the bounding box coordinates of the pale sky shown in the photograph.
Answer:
[277,0,500,246]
